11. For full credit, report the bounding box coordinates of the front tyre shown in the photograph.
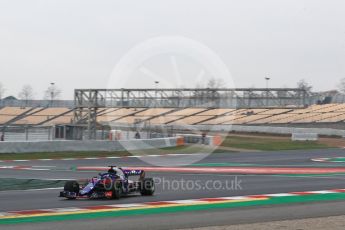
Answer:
[63,180,80,200]
[140,178,155,196]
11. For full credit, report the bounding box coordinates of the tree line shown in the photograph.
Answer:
[1,78,345,102]
[0,83,61,102]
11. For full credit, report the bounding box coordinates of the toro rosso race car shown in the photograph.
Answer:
[59,166,155,199]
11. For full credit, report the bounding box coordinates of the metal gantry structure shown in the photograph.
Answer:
[73,88,307,139]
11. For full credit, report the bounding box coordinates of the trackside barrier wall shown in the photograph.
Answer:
[292,133,318,141]
[108,123,345,137]
[0,137,182,153]
[177,134,222,146]
[170,125,345,137]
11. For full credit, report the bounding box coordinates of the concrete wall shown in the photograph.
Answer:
[0,137,180,153]
[3,129,53,142]
[110,122,345,137]
[177,134,222,146]
[170,124,345,137]
[292,133,319,141]
[250,122,345,130]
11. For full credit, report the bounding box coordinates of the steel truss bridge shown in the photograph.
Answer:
[73,88,306,139]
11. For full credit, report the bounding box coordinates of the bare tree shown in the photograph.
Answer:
[297,79,313,94]
[18,84,34,107]
[193,78,226,106]
[195,78,227,89]
[206,78,226,88]
[0,82,5,100]
[44,83,61,106]
[338,78,345,94]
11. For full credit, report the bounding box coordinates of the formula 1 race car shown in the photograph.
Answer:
[59,166,155,200]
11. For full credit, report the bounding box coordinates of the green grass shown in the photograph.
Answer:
[221,136,331,151]
[158,145,229,154]
[0,150,131,160]
[0,136,332,161]
[0,178,66,191]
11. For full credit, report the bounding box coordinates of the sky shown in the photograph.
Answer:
[1,0,345,99]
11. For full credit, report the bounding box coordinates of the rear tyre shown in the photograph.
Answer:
[140,178,155,196]
[64,181,80,200]
[111,180,122,199]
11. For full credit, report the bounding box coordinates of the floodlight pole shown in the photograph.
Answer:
[265,77,270,106]
[50,82,55,107]
[154,81,159,107]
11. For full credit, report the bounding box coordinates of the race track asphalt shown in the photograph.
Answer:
[1,148,345,229]
[2,148,345,168]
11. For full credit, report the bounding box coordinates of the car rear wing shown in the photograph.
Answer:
[122,169,145,178]
[122,169,145,177]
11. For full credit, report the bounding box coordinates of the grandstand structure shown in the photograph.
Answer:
[91,103,345,125]
[73,88,307,139]
[3,103,345,126]
[3,87,345,140]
